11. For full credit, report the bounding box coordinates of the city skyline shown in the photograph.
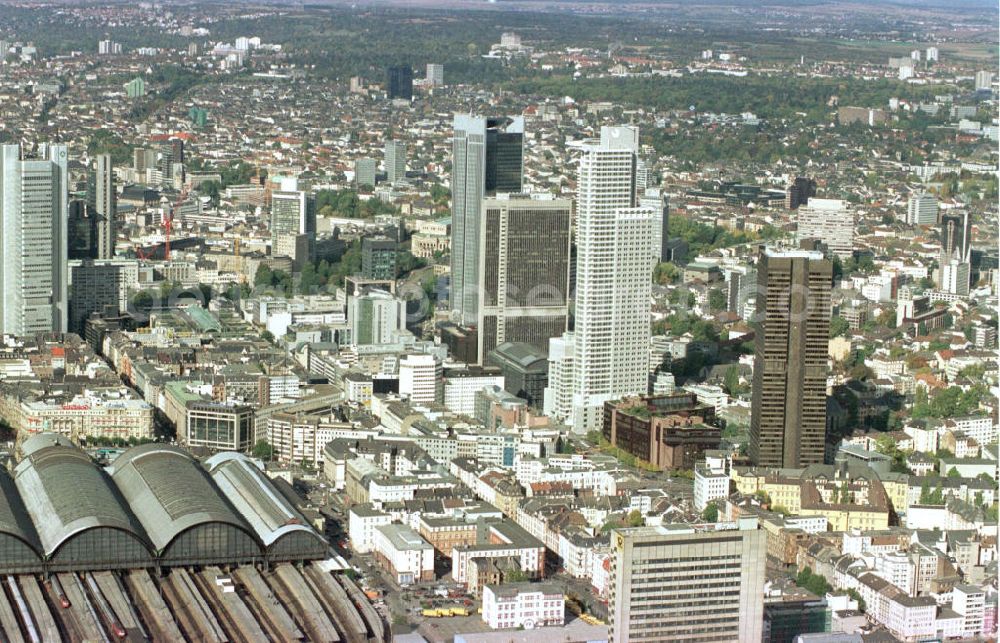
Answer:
[0,2,995,641]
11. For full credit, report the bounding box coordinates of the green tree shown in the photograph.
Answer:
[627,510,644,527]
[252,440,275,460]
[654,262,681,285]
[255,264,273,287]
[829,315,850,338]
[947,467,961,478]
[430,184,450,206]
[723,366,743,396]
[202,180,222,207]
[796,568,832,596]
[919,480,932,504]
[846,588,866,613]
[396,250,426,277]
[299,262,322,292]
[701,502,719,522]
[708,288,726,312]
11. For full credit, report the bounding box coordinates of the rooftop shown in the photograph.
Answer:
[375,523,432,551]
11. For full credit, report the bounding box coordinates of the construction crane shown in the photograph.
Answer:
[164,184,190,263]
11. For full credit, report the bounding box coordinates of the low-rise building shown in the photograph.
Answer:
[603,393,719,469]
[443,366,504,416]
[694,451,730,511]
[184,401,255,451]
[372,523,435,585]
[452,521,546,590]
[348,504,393,554]
[481,583,565,630]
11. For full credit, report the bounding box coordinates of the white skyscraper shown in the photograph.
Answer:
[975,71,994,92]
[796,198,855,259]
[940,259,971,296]
[543,331,575,421]
[926,47,939,62]
[398,354,443,404]
[425,63,444,86]
[551,126,655,433]
[348,289,406,346]
[906,193,938,225]
[639,188,669,264]
[0,144,69,335]
[609,521,765,643]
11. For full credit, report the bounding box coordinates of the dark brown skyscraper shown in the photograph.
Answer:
[476,194,571,363]
[749,249,832,468]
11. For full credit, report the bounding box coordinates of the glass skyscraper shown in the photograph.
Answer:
[450,115,523,327]
[0,144,69,335]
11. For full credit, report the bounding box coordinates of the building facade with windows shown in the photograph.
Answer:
[185,401,255,452]
[450,115,524,327]
[608,520,766,643]
[0,144,69,335]
[749,249,832,468]
[476,193,571,363]
[550,127,654,433]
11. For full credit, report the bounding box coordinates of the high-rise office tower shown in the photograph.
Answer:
[156,138,184,187]
[348,289,405,346]
[543,332,575,421]
[940,212,972,261]
[69,259,137,333]
[0,144,69,335]
[384,140,407,185]
[749,249,832,468]
[426,63,444,86]
[88,154,116,259]
[939,211,972,294]
[634,157,651,194]
[975,71,994,92]
[552,126,655,433]
[795,198,854,259]
[785,176,816,210]
[398,354,443,404]
[68,199,97,260]
[354,158,377,188]
[476,194,571,362]
[361,237,398,281]
[940,259,972,296]
[133,147,155,174]
[270,190,316,269]
[386,66,413,100]
[638,188,670,263]
[609,521,766,643]
[726,264,757,319]
[450,115,524,326]
[906,193,939,225]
